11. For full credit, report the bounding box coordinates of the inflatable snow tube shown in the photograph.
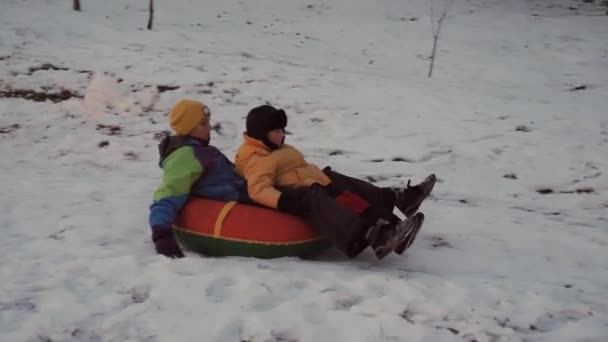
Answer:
[173,197,331,258]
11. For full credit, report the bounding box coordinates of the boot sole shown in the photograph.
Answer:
[374,213,424,259]
[365,218,390,246]
[394,216,423,255]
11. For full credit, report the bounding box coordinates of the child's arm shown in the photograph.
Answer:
[242,154,282,209]
[149,146,202,230]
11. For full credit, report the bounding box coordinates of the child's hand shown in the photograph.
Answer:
[277,188,311,217]
[151,226,184,258]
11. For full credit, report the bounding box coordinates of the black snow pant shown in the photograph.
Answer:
[279,168,398,257]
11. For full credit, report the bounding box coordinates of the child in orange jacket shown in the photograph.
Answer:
[235,105,435,259]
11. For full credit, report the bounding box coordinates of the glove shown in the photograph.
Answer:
[277,188,310,217]
[151,225,184,258]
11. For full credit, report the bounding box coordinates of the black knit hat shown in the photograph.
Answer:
[246,105,287,149]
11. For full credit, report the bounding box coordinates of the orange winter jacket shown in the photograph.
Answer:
[234,134,331,209]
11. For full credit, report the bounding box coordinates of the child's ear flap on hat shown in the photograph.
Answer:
[275,109,287,128]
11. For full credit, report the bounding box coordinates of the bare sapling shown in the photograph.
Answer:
[428,0,453,77]
[147,0,154,30]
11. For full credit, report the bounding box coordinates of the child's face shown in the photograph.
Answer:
[189,118,211,141]
[267,128,285,147]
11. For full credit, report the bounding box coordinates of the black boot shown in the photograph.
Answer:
[394,174,436,217]
[366,213,425,259]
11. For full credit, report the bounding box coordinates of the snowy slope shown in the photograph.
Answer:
[1,0,607,341]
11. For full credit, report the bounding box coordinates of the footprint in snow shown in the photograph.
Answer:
[426,236,453,249]
[205,276,236,303]
[418,149,453,162]
[332,295,362,311]
[0,298,37,312]
[128,286,149,304]
[248,292,280,312]
[530,309,594,333]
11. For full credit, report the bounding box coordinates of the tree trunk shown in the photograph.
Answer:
[73,0,81,11]
[147,0,154,30]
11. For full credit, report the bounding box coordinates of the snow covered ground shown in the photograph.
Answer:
[1,0,607,341]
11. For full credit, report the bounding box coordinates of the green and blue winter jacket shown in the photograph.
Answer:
[148,135,249,231]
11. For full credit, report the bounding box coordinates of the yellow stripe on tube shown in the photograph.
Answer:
[213,201,237,237]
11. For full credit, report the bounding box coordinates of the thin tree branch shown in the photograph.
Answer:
[428,12,446,78]
[147,0,154,30]
[428,0,453,78]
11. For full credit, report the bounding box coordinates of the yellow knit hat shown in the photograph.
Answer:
[168,99,211,135]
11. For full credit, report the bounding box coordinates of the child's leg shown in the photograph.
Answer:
[326,167,436,218]
[322,168,396,215]
[299,184,382,257]
[281,184,403,258]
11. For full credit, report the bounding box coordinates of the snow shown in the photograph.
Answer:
[1,0,607,341]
